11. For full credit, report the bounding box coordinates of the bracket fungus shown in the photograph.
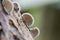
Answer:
[0,0,40,40]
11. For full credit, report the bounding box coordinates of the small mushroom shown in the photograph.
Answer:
[2,0,13,14]
[22,13,34,27]
[30,27,40,39]
[13,1,21,13]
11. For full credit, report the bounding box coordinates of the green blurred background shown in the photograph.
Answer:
[15,0,60,40]
[21,2,60,40]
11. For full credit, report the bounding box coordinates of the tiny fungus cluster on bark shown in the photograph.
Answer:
[0,0,40,40]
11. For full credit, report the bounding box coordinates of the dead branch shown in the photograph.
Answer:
[0,0,40,40]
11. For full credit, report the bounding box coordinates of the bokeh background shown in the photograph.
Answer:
[16,0,60,40]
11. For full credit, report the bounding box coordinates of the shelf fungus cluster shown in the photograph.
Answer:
[0,0,40,40]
